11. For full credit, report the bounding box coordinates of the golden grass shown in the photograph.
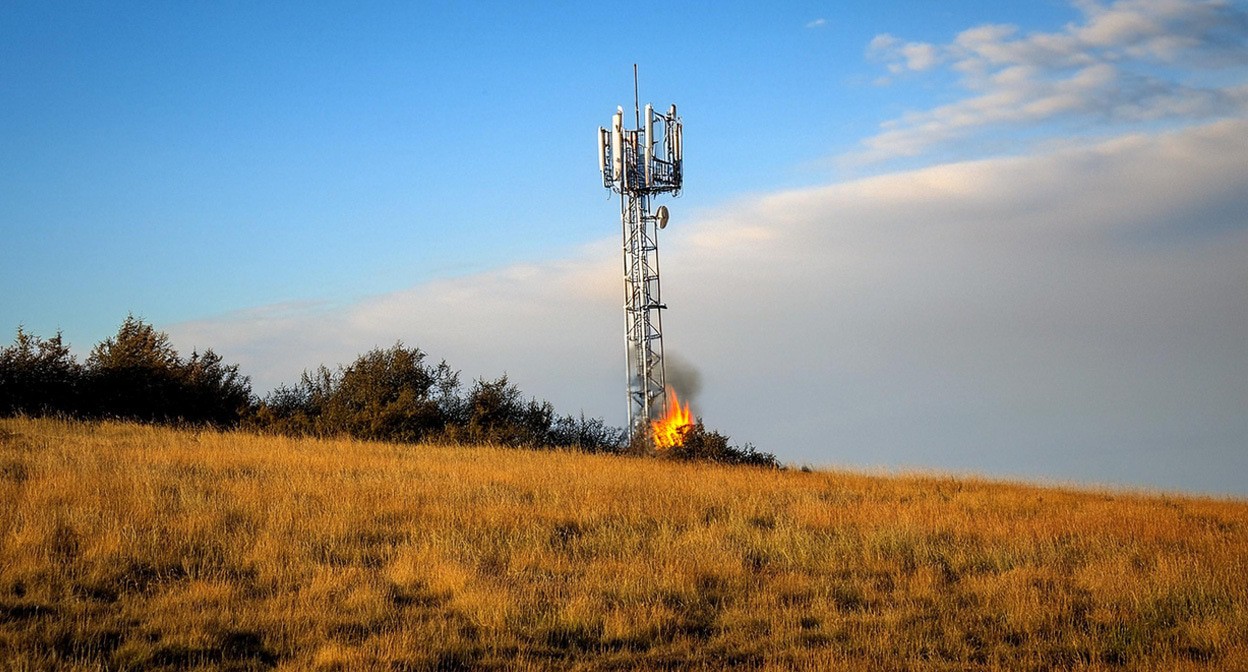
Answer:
[0,417,1245,670]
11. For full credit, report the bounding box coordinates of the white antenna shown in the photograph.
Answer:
[597,67,684,440]
[633,64,641,128]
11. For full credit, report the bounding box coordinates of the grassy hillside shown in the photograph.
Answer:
[1,418,1245,670]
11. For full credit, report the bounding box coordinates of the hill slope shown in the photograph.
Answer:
[1,418,1245,670]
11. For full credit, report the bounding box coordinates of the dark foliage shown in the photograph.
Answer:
[666,421,780,468]
[4,317,772,464]
[177,349,254,426]
[1,317,252,427]
[447,375,555,447]
[548,413,629,454]
[85,316,251,425]
[85,316,183,420]
[245,381,317,437]
[0,328,81,416]
[448,377,628,452]
[250,350,627,453]
[248,343,459,443]
[328,345,457,442]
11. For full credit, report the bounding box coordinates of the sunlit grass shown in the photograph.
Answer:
[1,417,1245,670]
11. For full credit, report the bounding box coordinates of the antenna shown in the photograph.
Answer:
[633,64,641,130]
[597,69,684,441]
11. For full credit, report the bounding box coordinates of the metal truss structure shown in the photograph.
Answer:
[598,97,683,438]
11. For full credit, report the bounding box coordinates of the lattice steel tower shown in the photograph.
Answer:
[597,82,683,439]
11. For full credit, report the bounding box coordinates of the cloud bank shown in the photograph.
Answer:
[170,118,1248,494]
[861,0,1248,161]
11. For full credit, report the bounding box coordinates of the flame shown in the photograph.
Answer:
[651,386,695,450]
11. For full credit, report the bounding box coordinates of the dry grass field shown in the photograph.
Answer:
[0,417,1245,670]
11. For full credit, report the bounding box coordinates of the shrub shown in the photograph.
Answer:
[322,344,458,442]
[447,375,556,447]
[251,343,459,443]
[0,327,82,416]
[252,354,630,452]
[246,381,319,436]
[179,349,253,426]
[548,413,628,453]
[6,318,774,466]
[2,318,253,427]
[84,316,252,426]
[667,421,780,468]
[85,315,188,421]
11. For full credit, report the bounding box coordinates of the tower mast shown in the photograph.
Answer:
[597,71,684,440]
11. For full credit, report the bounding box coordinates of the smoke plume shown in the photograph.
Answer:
[664,351,702,410]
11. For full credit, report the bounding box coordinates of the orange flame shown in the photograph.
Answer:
[651,386,695,450]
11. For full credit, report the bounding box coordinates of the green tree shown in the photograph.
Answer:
[319,343,458,442]
[246,344,628,453]
[252,344,458,442]
[86,315,183,420]
[0,327,82,416]
[85,315,251,425]
[668,421,780,468]
[548,413,627,453]
[451,375,555,447]
[180,349,253,426]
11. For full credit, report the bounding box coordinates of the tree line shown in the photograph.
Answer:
[0,316,777,466]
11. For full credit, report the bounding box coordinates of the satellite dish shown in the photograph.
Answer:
[656,205,669,229]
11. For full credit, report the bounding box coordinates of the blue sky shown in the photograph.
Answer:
[3,1,1246,495]
[1,1,1084,326]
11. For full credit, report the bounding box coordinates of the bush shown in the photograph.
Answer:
[548,413,628,453]
[85,316,252,426]
[1,317,253,427]
[85,315,183,420]
[5,317,774,467]
[250,343,459,443]
[447,375,556,447]
[323,344,459,442]
[251,354,629,453]
[245,381,319,436]
[179,349,253,426]
[667,421,780,468]
[0,328,82,416]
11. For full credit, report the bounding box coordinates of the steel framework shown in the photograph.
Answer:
[598,98,683,438]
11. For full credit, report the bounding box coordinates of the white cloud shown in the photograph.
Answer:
[900,42,941,71]
[856,0,1248,162]
[169,119,1248,493]
[805,18,827,29]
[170,242,622,409]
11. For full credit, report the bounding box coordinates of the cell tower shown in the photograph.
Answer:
[597,72,683,440]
